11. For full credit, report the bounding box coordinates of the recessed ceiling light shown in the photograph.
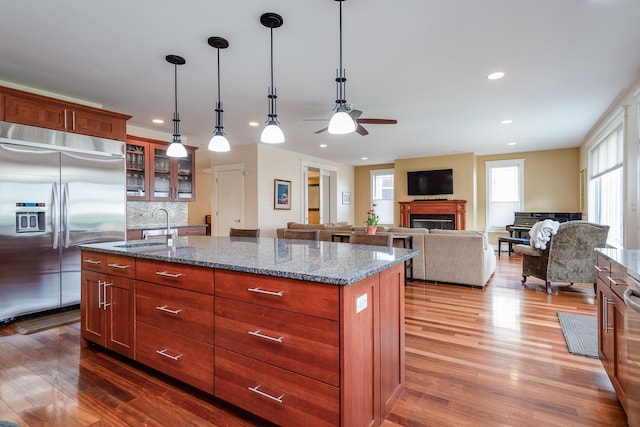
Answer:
[487,71,505,80]
[501,119,513,125]
[507,142,517,146]
[249,122,259,127]
[319,144,327,148]
[361,157,368,160]
[152,119,164,124]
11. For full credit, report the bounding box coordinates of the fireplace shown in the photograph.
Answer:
[399,200,467,230]
[410,214,456,230]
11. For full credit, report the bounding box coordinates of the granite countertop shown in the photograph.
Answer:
[596,248,640,284]
[80,236,419,286]
[127,224,207,231]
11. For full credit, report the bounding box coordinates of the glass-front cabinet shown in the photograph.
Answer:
[125,142,147,200]
[125,136,195,202]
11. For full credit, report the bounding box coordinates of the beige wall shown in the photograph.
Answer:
[354,163,393,227]
[353,148,581,245]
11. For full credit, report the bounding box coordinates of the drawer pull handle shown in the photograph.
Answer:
[156,271,183,278]
[607,276,625,286]
[108,263,130,269]
[248,385,284,403]
[248,330,283,343]
[594,265,609,273]
[155,305,183,315]
[247,287,283,297]
[155,348,182,361]
[83,259,102,264]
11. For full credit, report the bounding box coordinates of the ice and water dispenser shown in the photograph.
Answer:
[15,202,46,233]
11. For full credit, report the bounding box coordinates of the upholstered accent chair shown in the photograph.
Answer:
[514,221,609,294]
[229,227,260,238]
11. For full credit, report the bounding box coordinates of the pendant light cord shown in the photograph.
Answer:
[173,63,180,140]
[217,47,221,105]
[269,24,276,120]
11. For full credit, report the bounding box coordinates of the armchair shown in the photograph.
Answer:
[514,221,609,294]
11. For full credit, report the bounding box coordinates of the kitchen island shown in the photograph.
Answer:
[79,236,418,427]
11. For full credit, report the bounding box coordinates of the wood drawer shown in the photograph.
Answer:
[137,281,214,344]
[214,270,339,321]
[215,297,339,386]
[596,254,611,285]
[178,226,206,236]
[104,254,136,279]
[137,258,213,294]
[81,251,107,273]
[215,348,339,427]
[610,260,628,300]
[136,322,213,394]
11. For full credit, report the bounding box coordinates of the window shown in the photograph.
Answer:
[589,125,623,247]
[371,169,394,225]
[485,159,524,231]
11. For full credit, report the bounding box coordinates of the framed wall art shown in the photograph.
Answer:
[342,191,351,205]
[274,179,291,210]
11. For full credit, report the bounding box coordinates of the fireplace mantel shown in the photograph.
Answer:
[399,200,467,230]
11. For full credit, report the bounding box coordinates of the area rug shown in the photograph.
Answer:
[12,309,80,335]
[557,312,598,358]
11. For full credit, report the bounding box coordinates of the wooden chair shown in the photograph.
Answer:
[282,229,320,241]
[229,227,260,238]
[350,233,393,247]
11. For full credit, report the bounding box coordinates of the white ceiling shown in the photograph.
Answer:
[2,0,640,168]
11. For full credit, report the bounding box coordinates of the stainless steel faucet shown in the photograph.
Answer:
[152,207,172,245]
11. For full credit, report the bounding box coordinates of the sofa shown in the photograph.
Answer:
[276,223,496,287]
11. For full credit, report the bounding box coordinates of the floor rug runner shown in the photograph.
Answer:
[12,309,80,335]
[557,311,598,358]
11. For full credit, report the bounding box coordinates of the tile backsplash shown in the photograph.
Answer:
[127,201,188,229]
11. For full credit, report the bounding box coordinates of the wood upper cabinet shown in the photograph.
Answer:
[1,86,130,140]
[126,135,196,202]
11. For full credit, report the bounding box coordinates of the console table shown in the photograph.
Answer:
[399,200,467,230]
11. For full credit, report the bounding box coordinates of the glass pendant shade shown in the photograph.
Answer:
[260,120,285,144]
[328,107,356,134]
[167,139,188,157]
[208,131,230,152]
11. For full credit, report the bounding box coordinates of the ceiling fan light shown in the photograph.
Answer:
[167,140,188,157]
[261,120,285,143]
[208,131,230,152]
[328,109,356,134]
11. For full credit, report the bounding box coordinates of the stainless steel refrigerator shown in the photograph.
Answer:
[0,121,126,323]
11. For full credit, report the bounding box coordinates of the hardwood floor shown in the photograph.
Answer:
[0,254,627,426]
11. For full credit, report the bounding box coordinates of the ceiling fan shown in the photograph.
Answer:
[307,106,397,136]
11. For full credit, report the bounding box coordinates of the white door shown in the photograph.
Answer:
[213,165,244,236]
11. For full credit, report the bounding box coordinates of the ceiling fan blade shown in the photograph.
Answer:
[355,124,369,136]
[357,118,398,125]
[315,127,328,134]
[349,109,363,120]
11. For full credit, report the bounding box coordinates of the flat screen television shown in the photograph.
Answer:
[407,169,453,196]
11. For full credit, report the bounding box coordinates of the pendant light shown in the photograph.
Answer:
[260,12,285,144]
[165,55,188,158]
[328,0,356,135]
[207,37,231,152]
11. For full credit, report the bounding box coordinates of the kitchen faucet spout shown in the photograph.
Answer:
[152,207,171,238]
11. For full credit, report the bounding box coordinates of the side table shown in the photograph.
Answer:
[392,234,413,283]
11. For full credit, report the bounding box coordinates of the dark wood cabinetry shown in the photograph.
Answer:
[80,250,404,426]
[0,86,130,140]
[126,135,196,202]
[596,252,630,415]
[80,252,135,358]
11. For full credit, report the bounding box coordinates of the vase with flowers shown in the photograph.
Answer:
[366,204,379,234]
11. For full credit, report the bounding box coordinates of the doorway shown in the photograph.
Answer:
[302,162,337,225]
[212,163,245,236]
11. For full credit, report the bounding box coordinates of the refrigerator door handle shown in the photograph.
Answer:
[62,182,70,248]
[52,182,60,249]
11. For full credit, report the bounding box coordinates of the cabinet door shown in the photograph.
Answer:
[175,151,195,201]
[71,108,127,140]
[4,94,67,131]
[80,270,106,346]
[150,144,173,201]
[125,139,149,200]
[105,275,135,358]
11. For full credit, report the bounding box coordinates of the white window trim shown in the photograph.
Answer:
[370,168,394,226]
[485,159,524,232]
